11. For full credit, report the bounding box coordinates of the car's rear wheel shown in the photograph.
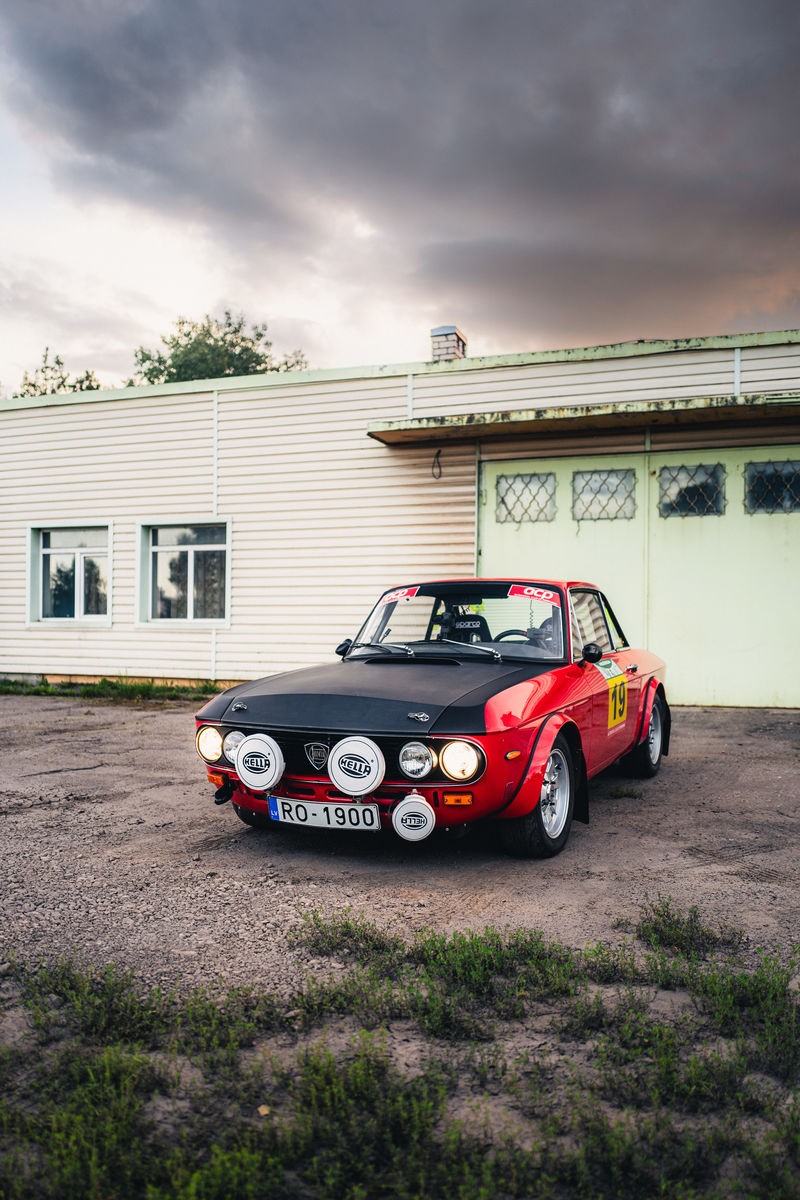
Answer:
[497,734,575,858]
[232,802,273,830]
[626,693,666,778]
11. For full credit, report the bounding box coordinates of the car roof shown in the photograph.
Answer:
[387,578,600,592]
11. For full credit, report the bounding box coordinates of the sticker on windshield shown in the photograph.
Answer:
[378,586,420,606]
[507,584,560,605]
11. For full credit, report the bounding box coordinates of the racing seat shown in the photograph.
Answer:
[436,609,492,642]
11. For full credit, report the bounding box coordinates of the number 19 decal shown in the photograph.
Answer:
[608,677,627,729]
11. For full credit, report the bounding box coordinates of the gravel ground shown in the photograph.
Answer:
[1,695,798,994]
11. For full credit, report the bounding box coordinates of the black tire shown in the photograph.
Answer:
[626,693,666,778]
[497,733,575,858]
[232,802,273,830]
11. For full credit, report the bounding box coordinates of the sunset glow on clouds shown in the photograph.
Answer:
[1,0,798,393]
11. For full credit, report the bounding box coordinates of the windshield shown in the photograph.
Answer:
[350,581,566,661]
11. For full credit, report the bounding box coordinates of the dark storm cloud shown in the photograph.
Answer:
[2,0,799,347]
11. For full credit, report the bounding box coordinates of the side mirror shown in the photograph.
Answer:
[581,642,604,664]
[335,639,353,658]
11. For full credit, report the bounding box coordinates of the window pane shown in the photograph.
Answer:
[659,465,725,517]
[153,525,226,547]
[194,550,226,619]
[44,527,107,549]
[496,473,556,523]
[745,461,800,513]
[152,550,188,618]
[43,554,75,618]
[570,591,612,654]
[83,555,108,616]
[572,470,636,521]
[602,598,628,650]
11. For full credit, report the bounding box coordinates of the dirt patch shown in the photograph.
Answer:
[1,697,798,991]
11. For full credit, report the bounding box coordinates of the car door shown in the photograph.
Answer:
[568,588,642,772]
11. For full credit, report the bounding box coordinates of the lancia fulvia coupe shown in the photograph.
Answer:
[195,579,670,857]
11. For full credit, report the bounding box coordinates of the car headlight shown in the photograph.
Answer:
[223,730,246,761]
[440,740,483,782]
[399,741,437,780]
[196,725,223,762]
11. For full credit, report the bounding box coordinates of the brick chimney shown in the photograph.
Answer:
[431,325,467,361]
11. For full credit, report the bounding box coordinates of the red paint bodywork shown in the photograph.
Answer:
[195,578,669,834]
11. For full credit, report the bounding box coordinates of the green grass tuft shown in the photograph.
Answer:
[1,900,797,1199]
[0,677,218,702]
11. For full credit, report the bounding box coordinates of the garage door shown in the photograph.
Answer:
[478,445,800,706]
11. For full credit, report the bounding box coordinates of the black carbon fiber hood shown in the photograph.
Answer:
[197,656,548,735]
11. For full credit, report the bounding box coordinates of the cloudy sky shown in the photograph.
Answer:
[1,0,798,394]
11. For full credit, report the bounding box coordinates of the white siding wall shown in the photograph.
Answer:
[2,380,476,681]
[214,378,476,679]
[410,343,800,419]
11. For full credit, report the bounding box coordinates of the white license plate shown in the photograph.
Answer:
[267,796,381,832]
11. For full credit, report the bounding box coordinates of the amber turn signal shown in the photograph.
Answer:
[443,792,473,806]
[505,750,522,760]
[207,771,225,787]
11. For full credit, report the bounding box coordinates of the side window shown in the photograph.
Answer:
[569,590,613,658]
[149,524,228,620]
[601,595,628,650]
[744,461,800,514]
[35,526,109,620]
[572,469,636,521]
[496,473,556,523]
[659,464,725,517]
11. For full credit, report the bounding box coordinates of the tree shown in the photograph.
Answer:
[128,310,306,386]
[18,348,101,398]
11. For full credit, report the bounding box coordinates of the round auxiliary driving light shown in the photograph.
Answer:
[328,736,386,796]
[196,726,223,763]
[440,740,482,782]
[392,793,437,842]
[234,733,285,792]
[399,741,436,780]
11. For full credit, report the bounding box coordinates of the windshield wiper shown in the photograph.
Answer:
[352,641,415,656]
[429,639,502,661]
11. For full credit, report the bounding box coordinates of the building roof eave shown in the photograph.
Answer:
[367,391,800,446]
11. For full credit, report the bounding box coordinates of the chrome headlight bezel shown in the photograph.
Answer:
[398,741,437,780]
[196,725,224,763]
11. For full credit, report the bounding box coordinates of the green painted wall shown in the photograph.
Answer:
[478,445,800,706]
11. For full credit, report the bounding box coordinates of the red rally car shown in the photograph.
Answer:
[195,579,670,857]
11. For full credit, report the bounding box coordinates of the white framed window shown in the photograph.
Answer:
[143,523,229,621]
[29,525,111,622]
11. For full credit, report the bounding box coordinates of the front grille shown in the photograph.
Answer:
[220,727,465,784]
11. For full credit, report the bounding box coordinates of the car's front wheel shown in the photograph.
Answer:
[497,734,575,858]
[232,802,273,830]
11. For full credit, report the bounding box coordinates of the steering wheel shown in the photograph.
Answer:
[495,629,528,640]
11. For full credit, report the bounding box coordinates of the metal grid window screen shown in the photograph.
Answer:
[745,461,800,513]
[659,464,726,517]
[571,470,636,521]
[496,473,556,523]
